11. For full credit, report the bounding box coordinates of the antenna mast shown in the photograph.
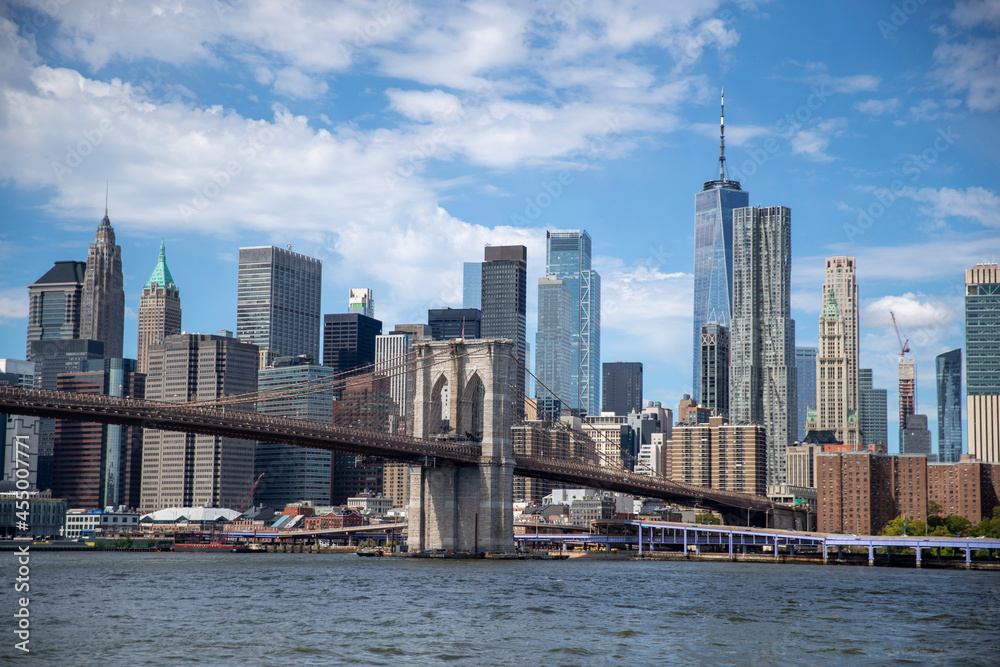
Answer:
[719,88,726,181]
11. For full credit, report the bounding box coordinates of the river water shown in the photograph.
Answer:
[7,551,998,665]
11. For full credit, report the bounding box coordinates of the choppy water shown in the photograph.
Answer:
[6,551,999,665]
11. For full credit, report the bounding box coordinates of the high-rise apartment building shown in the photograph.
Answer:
[26,261,86,356]
[322,313,382,380]
[966,263,1000,463]
[428,308,480,340]
[700,324,729,418]
[254,357,335,508]
[936,349,962,463]
[898,358,916,449]
[602,362,643,416]
[137,241,181,375]
[795,347,817,441]
[692,91,750,403]
[0,360,38,489]
[813,258,860,446]
[81,210,125,359]
[463,262,482,309]
[730,205,796,484]
[535,275,572,406]
[348,288,375,319]
[544,230,601,414]
[859,368,888,448]
[140,333,258,512]
[481,245,527,408]
[53,358,144,509]
[664,416,767,496]
[236,246,322,360]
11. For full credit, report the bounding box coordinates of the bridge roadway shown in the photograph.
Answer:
[0,386,775,514]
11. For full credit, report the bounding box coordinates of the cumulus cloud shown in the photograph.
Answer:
[853,98,900,115]
[0,289,29,323]
[898,186,1000,228]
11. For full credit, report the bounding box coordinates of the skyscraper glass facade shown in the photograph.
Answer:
[463,262,482,310]
[535,276,571,405]
[544,230,601,415]
[481,246,527,411]
[237,246,322,360]
[965,263,1000,463]
[936,349,962,463]
[692,184,748,403]
[795,347,817,441]
[859,368,888,448]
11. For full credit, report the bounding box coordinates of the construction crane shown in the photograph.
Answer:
[890,311,910,357]
[237,473,265,514]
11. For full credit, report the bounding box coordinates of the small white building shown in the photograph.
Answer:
[64,507,141,539]
[347,494,393,515]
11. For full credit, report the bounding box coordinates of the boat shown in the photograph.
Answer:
[357,546,385,557]
[173,542,245,553]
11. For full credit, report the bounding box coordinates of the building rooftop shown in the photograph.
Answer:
[32,260,86,286]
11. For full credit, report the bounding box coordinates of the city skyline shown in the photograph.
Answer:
[1,1,998,453]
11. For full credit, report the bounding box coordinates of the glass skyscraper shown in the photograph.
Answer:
[936,348,962,463]
[237,246,322,361]
[481,246,527,412]
[543,230,601,415]
[535,275,571,405]
[858,368,888,448]
[966,263,1000,463]
[692,92,749,403]
[463,262,482,309]
[795,347,817,441]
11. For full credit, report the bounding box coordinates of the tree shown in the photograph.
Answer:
[881,516,926,537]
[695,513,720,525]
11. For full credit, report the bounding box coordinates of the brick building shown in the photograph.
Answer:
[818,452,1000,534]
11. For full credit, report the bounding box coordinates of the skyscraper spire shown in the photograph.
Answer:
[103,181,110,225]
[719,88,726,182]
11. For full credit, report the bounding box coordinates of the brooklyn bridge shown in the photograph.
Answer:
[0,339,803,552]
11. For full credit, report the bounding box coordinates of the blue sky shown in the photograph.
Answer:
[1,0,998,453]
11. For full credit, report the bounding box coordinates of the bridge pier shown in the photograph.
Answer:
[406,340,516,555]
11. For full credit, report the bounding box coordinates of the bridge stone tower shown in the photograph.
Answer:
[407,339,516,554]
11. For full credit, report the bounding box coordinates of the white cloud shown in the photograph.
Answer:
[272,67,328,99]
[853,98,899,115]
[788,118,846,162]
[950,0,1000,29]
[932,37,1000,111]
[898,186,1000,228]
[0,289,28,323]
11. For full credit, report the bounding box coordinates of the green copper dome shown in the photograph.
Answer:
[822,286,839,319]
[145,239,176,289]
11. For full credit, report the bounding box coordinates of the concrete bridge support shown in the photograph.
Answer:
[406,340,516,554]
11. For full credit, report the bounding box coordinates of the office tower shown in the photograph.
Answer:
[393,323,431,340]
[28,339,105,491]
[137,241,181,375]
[535,275,573,404]
[966,263,1000,463]
[898,358,916,448]
[0,360,38,488]
[236,246,322,360]
[349,288,375,319]
[544,230,601,414]
[81,209,125,359]
[814,279,860,446]
[26,260,86,356]
[428,308,480,340]
[481,245,527,407]
[700,324,729,418]
[330,375,391,504]
[53,358,144,509]
[140,333,257,512]
[900,414,932,457]
[664,416,767,496]
[254,357,335,508]
[692,90,750,403]
[859,368,888,448]
[795,347,818,441]
[730,205,796,485]
[602,362,643,416]
[936,349,962,463]
[463,262,482,309]
[322,313,382,379]
[786,442,820,488]
[375,331,414,421]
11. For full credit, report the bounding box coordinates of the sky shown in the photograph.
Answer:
[0,0,998,454]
